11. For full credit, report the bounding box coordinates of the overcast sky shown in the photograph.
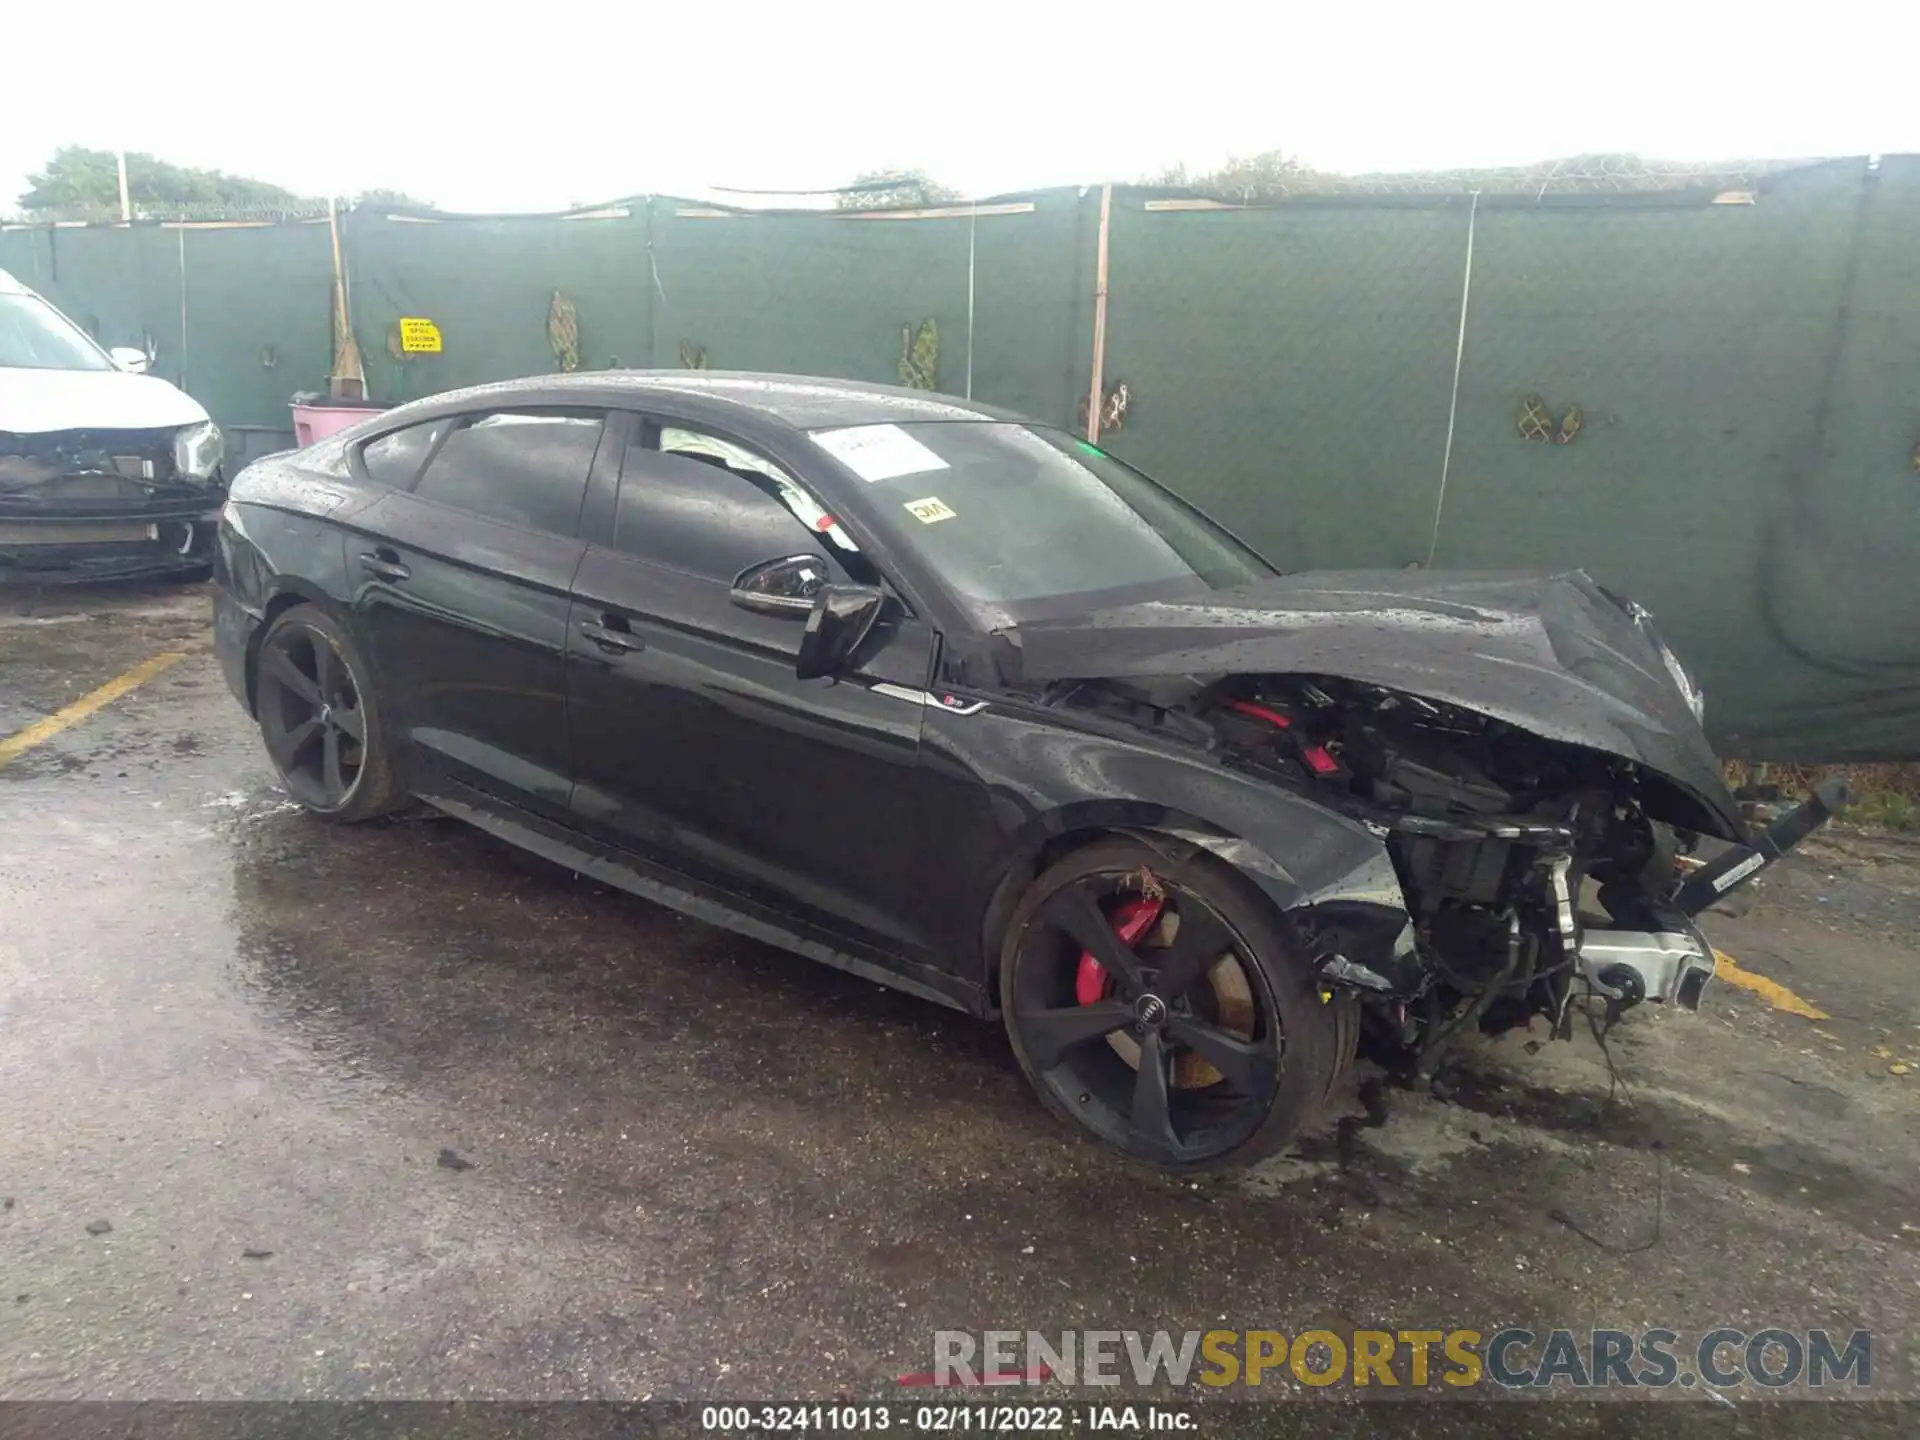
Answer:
[6,1,1917,213]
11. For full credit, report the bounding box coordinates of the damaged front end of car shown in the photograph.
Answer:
[1206,672,1846,1074]
[0,424,225,582]
[1008,569,1847,1077]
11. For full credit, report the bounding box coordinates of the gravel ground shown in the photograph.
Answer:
[1,582,1914,1432]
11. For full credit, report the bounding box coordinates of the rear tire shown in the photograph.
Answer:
[253,603,404,823]
[999,837,1340,1171]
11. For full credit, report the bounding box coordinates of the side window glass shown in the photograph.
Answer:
[412,411,602,535]
[659,427,864,559]
[613,425,851,583]
[358,418,449,489]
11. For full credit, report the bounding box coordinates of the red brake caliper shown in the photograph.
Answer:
[1074,897,1165,1006]
[1224,698,1343,776]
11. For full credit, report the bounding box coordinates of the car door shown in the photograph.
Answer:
[564,415,939,961]
[348,406,617,816]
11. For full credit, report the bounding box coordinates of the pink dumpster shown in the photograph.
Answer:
[290,399,387,446]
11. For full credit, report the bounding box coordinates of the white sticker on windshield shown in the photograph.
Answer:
[812,424,950,483]
[903,496,957,524]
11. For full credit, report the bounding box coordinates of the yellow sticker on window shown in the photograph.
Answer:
[397,317,443,354]
[903,496,956,524]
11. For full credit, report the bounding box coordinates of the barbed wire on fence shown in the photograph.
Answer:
[2,155,1848,227]
[1164,154,1821,204]
[1,199,339,225]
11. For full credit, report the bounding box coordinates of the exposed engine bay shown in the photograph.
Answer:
[0,426,190,494]
[1047,670,1846,1076]
[0,427,220,580]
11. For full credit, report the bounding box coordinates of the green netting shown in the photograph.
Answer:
[1751,156,1920,758]
[4,166,1917,761]
[1091,162,1920,759]
[647,202,966,382]
[1430,161,1880,759]
[1097,200,1469,571]
[177,224,334,431]
[0,224,185,387]
[343,207,655,404]
[959,190,1098,427]
[344,193,1087,424]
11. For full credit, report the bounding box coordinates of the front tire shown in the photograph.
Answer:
[1000,837,1340,1171]
[253,604,404,822]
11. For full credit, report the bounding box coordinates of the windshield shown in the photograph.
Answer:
[809,421,1274,621]
[0,292,114,372]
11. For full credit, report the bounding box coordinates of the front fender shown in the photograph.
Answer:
[929,704,1410,981]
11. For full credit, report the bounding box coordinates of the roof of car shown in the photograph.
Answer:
[0,269,29,295]
[398,370,1029,430]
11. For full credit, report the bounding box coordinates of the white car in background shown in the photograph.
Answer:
[0,267,224,582]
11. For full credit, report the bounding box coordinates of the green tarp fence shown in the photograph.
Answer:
[4,161,1915,761]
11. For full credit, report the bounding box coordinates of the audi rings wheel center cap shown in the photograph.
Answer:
[318,704,333,727]
[1134,993,1167,1027]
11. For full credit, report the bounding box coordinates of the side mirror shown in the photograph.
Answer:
[729,555,884,679]
[108,346,151,375]
[796,584,885,681]
[731,554,832,616]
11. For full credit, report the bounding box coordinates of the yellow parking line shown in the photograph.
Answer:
[0,650,185,770]
[1712,949,1830,1020]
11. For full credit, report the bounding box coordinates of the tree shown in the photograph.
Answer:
[352,188,435,210]
[834,169,963,211]
[1150,149,1307,201]
[17,146,304,217]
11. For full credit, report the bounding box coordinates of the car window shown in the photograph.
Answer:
[359,419,450,489]
[412,411,602,535]
[658,426,863,558]
[0,292,113,372]
[611,424,852,583]
[809,421,1272,622]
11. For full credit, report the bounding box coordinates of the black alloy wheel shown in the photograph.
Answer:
[1001,838,1340,1171]
[254,605,403,822]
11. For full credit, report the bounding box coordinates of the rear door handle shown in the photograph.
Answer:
[358,549,411,583]
[578,614,645,654]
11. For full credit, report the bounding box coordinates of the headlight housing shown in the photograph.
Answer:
[173,420,224,482]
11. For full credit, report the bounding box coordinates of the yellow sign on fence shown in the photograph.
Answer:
[397,317,442,354]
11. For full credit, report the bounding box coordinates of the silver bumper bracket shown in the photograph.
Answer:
[1576,927,1716,1011]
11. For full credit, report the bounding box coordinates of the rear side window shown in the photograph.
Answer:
[358,419,449,489]
[611,425,845,583]
[412,411,602,535]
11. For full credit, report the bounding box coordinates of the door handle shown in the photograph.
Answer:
[578,615,645,654]
[358,550,411,583]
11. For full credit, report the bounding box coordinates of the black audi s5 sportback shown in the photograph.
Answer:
[212,373,1842,1170]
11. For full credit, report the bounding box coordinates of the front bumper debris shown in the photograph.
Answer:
[1578,926,1716,1010]
[1,429,223,583]
[1573,777,1849,1014]
[0,513,221,582]
[1672,776,1851,917]
[0,494,223,584]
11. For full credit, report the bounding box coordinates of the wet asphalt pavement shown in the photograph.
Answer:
[1,583,1916,1412]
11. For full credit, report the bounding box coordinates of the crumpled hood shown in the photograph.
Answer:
[0,367,208,434]
[1008,569,1744,840]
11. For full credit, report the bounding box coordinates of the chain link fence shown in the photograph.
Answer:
[1167,154,1815,203]
[2,200,339,224]
[1095,158,1920,761]
[3,159,1916,760]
